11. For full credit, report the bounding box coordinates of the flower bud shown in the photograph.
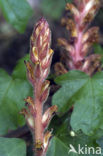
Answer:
[20,108,35,129]
[24,96,34,106]
[30,18,54,81]
[58,38,74,52]
[39,80,50,103]
[81,0,100,28]
[66,3,79,17]
[30,18,52,64]
[24,61,35,84]
[43,131,52,152]
[54,62,67,76]
[42,105,58,129]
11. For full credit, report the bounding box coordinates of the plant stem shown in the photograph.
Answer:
[34,81,44,145]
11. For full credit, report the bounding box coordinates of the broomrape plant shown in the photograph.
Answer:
[58,0,101,75]
[21,18,57,156]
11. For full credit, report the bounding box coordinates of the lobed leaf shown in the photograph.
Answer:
[0,55,32,135]
[0,0,33,33]
[0,137,26,156]
[46,136,69,156]
[47,116,100,156]
[52,70,88,115]
[52,70,103,136]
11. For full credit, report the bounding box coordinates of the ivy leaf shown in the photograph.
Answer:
[52,70,103,136]
[47,116,101,156]
[46,136,69,156]
[0,55,32,135]
[0,137,26,156]
[71,71,103,136]
[52,70,88,115]
[0,0,33,33]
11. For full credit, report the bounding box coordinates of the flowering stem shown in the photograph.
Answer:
[58,0,101,75]
[21,18,57,156]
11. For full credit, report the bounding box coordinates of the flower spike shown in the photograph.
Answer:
[58,0,101,75]
[21,18,57,156]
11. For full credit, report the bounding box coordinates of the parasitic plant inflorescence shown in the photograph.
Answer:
[58,0,101,75]
[21,18,57,156]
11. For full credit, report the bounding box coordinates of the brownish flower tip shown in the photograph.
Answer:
[43,131,52,151]
[42,105,58,129]
[65,3,79,17]
[82,0,100,28]
[41,80,50,93]
[25,61,35,83]
[30,17,51,65]
[83,13,93,25]
[82,54,102,75]
[32,17,49,40]
[20,108,35,129]
[35,140,43,150]
[57,38,68,47]
[20,108,28,116]
[54,62,67,76]
[61,18,67,26]
[24,96,34,106]
[88,28,99,44]
[66,19,75,29]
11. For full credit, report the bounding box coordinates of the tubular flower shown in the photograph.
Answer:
[58,0,101,75]
[21,18,57,156]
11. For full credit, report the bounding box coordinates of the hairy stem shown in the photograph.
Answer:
[34,81,43,145]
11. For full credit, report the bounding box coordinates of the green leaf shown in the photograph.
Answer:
[12,54,29,79]
[0,137,26,156]
[41,0,72,19]
[47,116,101,156]
[52,70,88,115]
[0,0,33,33]
[71,72,103,136]
[47,136,69,156]
[0,55,32,135]
[52,70,103,137]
